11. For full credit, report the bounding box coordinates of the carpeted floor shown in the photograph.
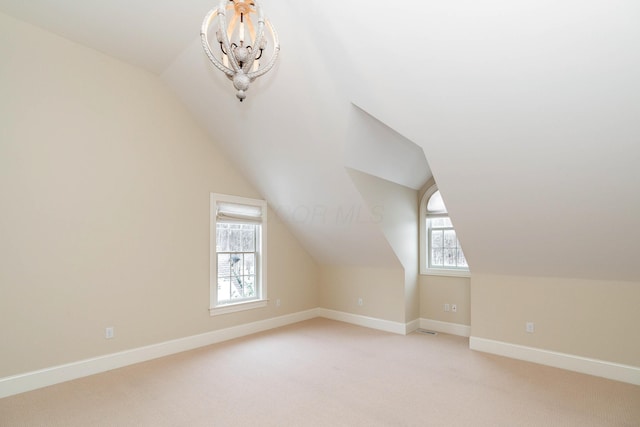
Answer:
[1,318,639,426]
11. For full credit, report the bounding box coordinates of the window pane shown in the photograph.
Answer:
[444,230,457,248]
[429,217,452,228]
[457,248,468,267]
[228,224,243,251]
[217,254,232,277]
[230,267,245,299]
[444,248,457,267]
[242,275,256,298]
[427,190,447,213]
[216,225,229,252]
[431,248,443,266]
[219,224,256,252]
[217,277,231,301]
[244,253,255,275]
[230,254,243,276]
[431,230,443,248]
[230,274,255,300]
[242,228,256,251]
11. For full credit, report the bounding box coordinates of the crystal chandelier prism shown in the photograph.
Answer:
[201,0,280,102]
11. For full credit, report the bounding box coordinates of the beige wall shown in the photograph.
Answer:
[0,13,318,378]
[471,274,640,367]
[347,169,420,322]
[319,266,405,323]
[419,275,471,325]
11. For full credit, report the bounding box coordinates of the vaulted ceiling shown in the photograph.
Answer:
[2,0,639,281]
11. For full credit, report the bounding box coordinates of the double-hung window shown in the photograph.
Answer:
[210,193,267,315]
[420,186,469,276]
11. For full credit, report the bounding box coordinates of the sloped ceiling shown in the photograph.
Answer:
[345,105,430,191]
[2,1,639,280]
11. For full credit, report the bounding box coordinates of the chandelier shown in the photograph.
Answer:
[201,0,280,102]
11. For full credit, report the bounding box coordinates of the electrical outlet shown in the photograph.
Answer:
[451,304,457,313]
[276,298,281,307]
[444,304,450,312]
[526,322,535,333]
[358,298,363,306]
[105,327,114,339]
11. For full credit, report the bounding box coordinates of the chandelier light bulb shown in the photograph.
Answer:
[201,0,280,102]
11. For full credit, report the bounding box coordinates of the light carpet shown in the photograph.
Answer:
[1,318,639,426]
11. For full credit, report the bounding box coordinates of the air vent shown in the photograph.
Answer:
[416,329,438,335]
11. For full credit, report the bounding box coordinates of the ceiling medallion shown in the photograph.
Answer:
[201,0,280,102]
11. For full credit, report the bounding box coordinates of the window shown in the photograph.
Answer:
[420,186,469,276]
[210,193,267,315]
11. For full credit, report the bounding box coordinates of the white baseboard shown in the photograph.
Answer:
[419,318,471,337]
[317,308,409,335]
[405,318,421,335]
[0,308,320,399]
[470,336,640,386]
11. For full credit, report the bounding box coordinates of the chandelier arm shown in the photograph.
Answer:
[246,16,257,44]
[242,22,264,73]
[240,3,265,74]
[226,7,239,41]
[216,1,242,74]
[200,8,234,78]
[245,16,262,66]
[247,20,279,80]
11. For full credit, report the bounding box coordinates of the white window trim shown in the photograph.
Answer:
[420,185,471,277]
[210,193,268,316]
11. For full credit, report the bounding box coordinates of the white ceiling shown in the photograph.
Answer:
[2,0,640,281]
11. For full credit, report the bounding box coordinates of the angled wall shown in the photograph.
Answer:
[346,169,420,324]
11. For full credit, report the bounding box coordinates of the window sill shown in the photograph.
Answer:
[209,299,268,316]
[421,269,471,278]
